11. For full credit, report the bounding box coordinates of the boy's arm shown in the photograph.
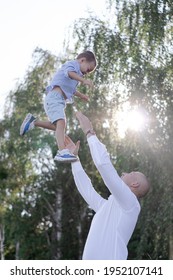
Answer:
[74,91,89,102]
[68,71,94,88]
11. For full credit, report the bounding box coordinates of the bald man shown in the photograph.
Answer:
[65,112,150,260]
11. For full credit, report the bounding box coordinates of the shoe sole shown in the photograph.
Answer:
[54,157,78,163]
[20,113,33,135]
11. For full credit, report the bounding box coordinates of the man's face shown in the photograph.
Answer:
[121,172,139,187]
[121,171,149,198]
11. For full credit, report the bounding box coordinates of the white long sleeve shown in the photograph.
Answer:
[72,161,106,212]
[87,135,138,211]
[71,136,141,260]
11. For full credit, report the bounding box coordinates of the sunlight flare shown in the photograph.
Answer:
[116,105,147,138]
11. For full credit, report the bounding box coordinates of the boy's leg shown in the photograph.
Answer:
[54,119,78,162]
[55,119,66,150]
[34,120,56,131]
[31,119,65,149]
[20,114,56,135]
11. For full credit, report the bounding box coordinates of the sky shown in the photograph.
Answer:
[0,0,106,119]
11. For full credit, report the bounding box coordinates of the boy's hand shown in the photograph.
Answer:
[82,79,94,89]
[80,94,90,102]
[74,91,90,102]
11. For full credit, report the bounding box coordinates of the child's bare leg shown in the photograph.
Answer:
[34,119,66,150]
[34,120,56,131]
[55,119,66,150]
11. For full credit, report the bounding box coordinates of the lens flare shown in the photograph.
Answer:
[116,107,147,138]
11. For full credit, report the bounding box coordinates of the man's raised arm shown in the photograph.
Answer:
[75,112,139,211]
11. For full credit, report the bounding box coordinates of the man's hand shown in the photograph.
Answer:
[64,135,80,156]
[76,111,93,134]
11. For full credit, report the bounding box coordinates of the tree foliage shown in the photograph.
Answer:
[0,0,173,259]
[70,0,173,259]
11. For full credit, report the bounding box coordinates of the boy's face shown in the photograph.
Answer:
[79,58,96,75]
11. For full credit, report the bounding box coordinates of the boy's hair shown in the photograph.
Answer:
[77,51,97,66]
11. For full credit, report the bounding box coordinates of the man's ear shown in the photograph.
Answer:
[131,181,140,188]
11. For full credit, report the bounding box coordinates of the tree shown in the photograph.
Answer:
[70,0,173,259]
[1,0,173,259]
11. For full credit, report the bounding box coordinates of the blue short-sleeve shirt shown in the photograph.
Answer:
[46,60,83,99]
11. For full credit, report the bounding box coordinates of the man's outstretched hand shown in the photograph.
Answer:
[76,111,93,134]
[64,112,94,157]
[65,135,80,156]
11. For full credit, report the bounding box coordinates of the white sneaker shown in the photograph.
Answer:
[20,113,36,135]
[54,149,78,163]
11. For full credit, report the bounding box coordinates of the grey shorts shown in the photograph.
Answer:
[44,90,66,123]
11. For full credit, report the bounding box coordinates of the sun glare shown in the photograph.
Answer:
[127,110,146,131]
[116,105,147,138]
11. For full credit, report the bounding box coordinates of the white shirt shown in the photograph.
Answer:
[72,135,141,260]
